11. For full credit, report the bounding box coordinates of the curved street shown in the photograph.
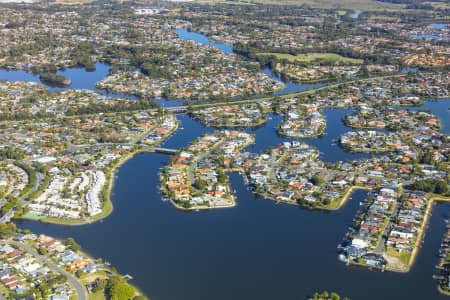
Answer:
[0,241,87,300]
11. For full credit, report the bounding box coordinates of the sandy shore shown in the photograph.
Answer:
[341,194,450,273]
[330,185,371,211]
[24,120,179,227]
[408,197,450,270]
[380,196,450,273]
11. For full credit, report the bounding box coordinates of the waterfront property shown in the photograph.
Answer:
[0,4,448,300]
[162,130,254,209]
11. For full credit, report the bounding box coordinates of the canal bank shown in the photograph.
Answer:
[12,95,450,300]
[16,164,450,300]
[2,27,448,300]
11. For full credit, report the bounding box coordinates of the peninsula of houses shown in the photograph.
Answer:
[0,2,448,299]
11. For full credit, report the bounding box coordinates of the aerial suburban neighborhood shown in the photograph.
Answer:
[0,0,448,300]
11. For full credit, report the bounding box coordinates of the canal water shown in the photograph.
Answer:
[404,98,450,134]
[410,34,449,40]
[16,97,450,300]
[4,28,449,300]
[16,153,450,300]
[351,10,361,19]
[0,62,110,92]
[0,29,324,105]
[410,23,449,40]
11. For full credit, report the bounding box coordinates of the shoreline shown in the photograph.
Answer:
[20,150,136,227]
[407,197,450,271]
[327,185,371,211]
[438,283,450,296]
[96,82,287,103]
[20,120,179,227]
[164,138,254,211]
[169,195,237,211]
[250,184,370,211]
[189,115,267,129]
[25,238,147,300]
[278,119,327,139]
[343,195,450,273]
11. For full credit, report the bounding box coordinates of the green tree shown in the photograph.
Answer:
[38,247,47,256]
[93,278,107,293]
[194,179,207,190]
[311,176,325,186]
[330,292,340,300]
[65,237,81,252]
[76,270,86,278]
[435,181,448,194]
[0,222,16,239]
[107,276,135,300]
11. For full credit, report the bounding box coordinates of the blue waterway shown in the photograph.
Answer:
[0,62,110,92]
[0,29,322,102]
[261,68,329,94]
[175,29,234,54]
[410,23,448,40]
[430,24,447,29]
[351,10,361,19]
[0,69,40,83]
[403,98,450,135]
[55,63,110,90]
[17,154,450,300]
[175,29,330,96]
[5,28,450,300]
[410,34,449,40]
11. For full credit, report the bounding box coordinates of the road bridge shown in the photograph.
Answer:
[163,74,411,114]
[166,106,188,113]
[152,147,178,154]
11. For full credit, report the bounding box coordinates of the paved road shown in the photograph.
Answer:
[374,199,402,254]
[0,170,44,224]
[0,73,416,129]
[21,171,43,206]
[0,241,87,300]
[171,74,411,112]
[0,210,14,224]
[188,140,225,187]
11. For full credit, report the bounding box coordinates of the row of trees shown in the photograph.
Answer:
[0,147,25,160]
[0,111,53,122]
[235,41,401,69]
[0,222,16,239]
[411,179,448,195]
[65,100,161,116]
[309,291,350,300]
[39,72,71,88]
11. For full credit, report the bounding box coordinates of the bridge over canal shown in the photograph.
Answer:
[150,147,178,155]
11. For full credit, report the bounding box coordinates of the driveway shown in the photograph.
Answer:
[0,241,87,300]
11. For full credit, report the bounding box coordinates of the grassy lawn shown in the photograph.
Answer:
[80,271,109,285]
[89,290,106,300]
[257,52,364,65]
[91,195,113,222]
[22,212,45,220]
[40,216,93,225]
[31,179,115,226]
[0,283,10,298]
[322,198,342,210]
[387,248,411,266]
[80,271,108,300]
